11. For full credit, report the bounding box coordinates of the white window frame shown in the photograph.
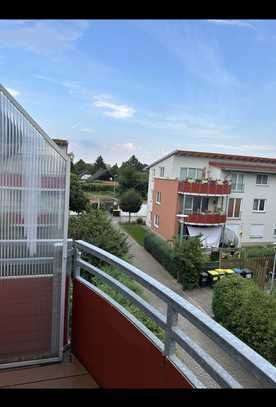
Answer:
[230,172,245,193]
[159,167,165,177]
[227,198,242,219]
[180,167,203,181]
[253,199,266,212]
[256,174,269,186]
[154,214,160,228]
[249,224,264,238]
[156,191,161,204]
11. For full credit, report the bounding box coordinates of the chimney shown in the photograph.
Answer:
[52,139,68,155]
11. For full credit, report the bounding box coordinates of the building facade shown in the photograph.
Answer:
[146,150,276,247]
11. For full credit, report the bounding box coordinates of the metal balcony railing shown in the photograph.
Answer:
[230,183,245,193]
[72,240,276,389]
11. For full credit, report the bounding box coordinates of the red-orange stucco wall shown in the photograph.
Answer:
[151,179,180,241]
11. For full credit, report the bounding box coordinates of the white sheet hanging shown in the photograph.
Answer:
[187,225,222,248]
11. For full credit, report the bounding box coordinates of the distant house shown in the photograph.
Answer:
[87,167,113,182]
[80,173,91,181]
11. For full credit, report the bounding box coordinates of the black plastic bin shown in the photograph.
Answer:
[199,272,209,287]
[240,268,253,279]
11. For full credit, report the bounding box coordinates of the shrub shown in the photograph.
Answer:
[174,237,208,290]
[241,245,276,258]
[212,274,276,365]
[144,233,177,278]
[212,274,255,329]
[69,209,129,263]
[209,251,220,261]
[81,182,114,192]
[136,217,145,225]
[84,264,165,342]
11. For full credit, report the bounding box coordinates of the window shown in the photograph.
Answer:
[183,196,193,215]
[273,225,276,237]
[183,196,209,215]
[253,199,265,212]
[156,191,161,204]
[153,168,155,176]
[228,198,242,218]
[180,167,203,181]
[159,167,165,177]
[154,214,160,227]
[256,174,269,185]
[249,224,264,238]
[230,173,244,192]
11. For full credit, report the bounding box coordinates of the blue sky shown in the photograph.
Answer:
[2,19,276,165]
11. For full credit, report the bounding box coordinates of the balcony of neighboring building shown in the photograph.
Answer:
[177,195,227,225]
[178,179,231,196]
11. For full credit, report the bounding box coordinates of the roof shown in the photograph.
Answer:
[52,139,68,147]
[88,167,112,181]
[145,149,276,169]
[209,161,276,174]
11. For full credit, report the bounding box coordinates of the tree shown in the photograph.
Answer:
[94,155,106,171]
[69,173,89,213]
[118,166,148,199]
[173,236,208,290]
[73,159,87,177]
[121,155,147,171]
[118,167,138,191]
[110,163,119,177]
[119,189,143,223]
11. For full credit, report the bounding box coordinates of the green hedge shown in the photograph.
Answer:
[241,246,276,258]
[81,182,114,192]
[212,274,276,365]
[144,233,177,278]
[144,234,208,289]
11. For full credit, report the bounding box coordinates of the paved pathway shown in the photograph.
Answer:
[112,218,263,388]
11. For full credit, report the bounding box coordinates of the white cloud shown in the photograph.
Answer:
[6,87,20,98]
[81,128,95,134]
[0,20,90,55]
[207,20,256,31]
[93,96,136,119]
[138,21,240,88]
[135,110,237,140]
[116,142,137,152]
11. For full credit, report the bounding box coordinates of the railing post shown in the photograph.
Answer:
[73,247,81,279]
[164,305,178,357]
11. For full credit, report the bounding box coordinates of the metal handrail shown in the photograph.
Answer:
[73,240,276,388]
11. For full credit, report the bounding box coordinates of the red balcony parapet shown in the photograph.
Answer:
[178,180,231,195]
[184,213,226,224]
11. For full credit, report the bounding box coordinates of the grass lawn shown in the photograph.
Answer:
[120,223,147,247]
[84,191,118,200]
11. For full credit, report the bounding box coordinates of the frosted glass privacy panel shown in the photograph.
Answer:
[0,85,68,366]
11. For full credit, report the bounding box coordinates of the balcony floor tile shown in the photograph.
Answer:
[0,354,99,389]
